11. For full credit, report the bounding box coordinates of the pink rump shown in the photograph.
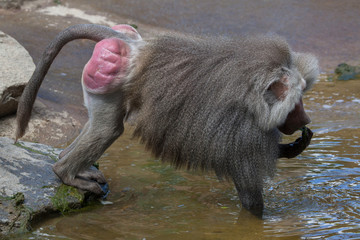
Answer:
[83,38,130,93]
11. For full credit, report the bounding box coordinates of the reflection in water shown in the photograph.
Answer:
[29,77,360,239]
[265,138,360,239]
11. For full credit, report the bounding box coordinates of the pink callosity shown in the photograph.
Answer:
[83,38,130,94]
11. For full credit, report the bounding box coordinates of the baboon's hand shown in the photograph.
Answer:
[278,127,313,158]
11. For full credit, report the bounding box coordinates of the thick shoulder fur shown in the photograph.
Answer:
[128,34,286,180]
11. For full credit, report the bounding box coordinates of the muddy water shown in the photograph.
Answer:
[26,77,360,239]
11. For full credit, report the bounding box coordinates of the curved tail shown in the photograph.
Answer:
[15,24,124,142]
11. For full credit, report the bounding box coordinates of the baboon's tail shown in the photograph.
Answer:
[15,24,124,142]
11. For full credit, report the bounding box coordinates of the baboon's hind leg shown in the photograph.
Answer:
[53,93,125,195]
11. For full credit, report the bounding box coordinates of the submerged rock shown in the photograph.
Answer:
[0,31,35,118]
[0,137,92,236]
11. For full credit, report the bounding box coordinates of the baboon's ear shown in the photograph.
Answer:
[268,75,289,101]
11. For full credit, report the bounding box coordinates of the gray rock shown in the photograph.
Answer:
[0,31,35,118]
[0,137,89,235]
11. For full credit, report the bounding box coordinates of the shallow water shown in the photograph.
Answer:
[24,76,360,239]
[1,0,360,239]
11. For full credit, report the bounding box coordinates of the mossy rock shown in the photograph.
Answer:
[334,63,360,81]
[50,185,86,213]
[0,137,101,236]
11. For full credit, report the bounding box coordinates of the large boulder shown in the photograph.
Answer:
[0,31,35,118]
